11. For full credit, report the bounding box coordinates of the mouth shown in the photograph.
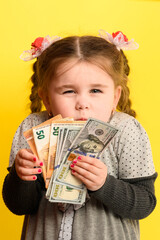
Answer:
[76,118,88,121]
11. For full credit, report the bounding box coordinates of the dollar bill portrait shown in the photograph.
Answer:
[71,134,104,154]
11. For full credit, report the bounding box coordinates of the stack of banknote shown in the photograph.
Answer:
[23,115,118,205]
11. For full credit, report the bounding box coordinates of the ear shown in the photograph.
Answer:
[38,88,51,114]
[113,86,122,111]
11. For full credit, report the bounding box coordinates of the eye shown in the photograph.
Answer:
[90,89,102,93]
[63,90,75,94]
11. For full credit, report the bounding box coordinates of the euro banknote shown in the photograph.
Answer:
[23,114,62,180]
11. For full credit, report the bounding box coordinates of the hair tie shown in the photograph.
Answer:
[98,30,139,51]
[20,30,139,62]
[20,35,61,61]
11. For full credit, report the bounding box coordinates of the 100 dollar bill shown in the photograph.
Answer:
[54,118,118,190]
[49,182,86,204]
[46,125,84,199]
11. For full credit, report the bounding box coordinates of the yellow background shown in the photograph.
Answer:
[0,0,159,239]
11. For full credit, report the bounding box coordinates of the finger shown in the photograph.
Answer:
[27,148,34,154]
[71,161,100,176]
[16,149,43,168]
[71,170,96,190]
[71,168,107,191]
[70,163,97,182]
[76,155,104,169]
[16,150,36,168]
[18,166,42,176]
[18,149,37,162]
[16,166,42,181]
[20,174,38,181]
[70,155,108,191]
[71,155,105,176]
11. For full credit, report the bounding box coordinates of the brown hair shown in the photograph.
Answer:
[30,35,136,117]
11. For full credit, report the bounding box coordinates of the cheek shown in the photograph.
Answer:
[50,96,73,117]
[97,95,114,110]
[49,96,63,111]
[96,100,113,121]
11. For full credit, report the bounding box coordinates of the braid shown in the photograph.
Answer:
[117,51,136,118]
[29,62,42,113]
[121,50,130,76]
[117,80,136,117]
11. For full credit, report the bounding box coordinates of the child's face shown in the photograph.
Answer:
[41,60,121,122]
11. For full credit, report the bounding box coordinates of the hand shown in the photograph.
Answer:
[70,155,107,191]
[15,149,43,181]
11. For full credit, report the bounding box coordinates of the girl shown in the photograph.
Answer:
[2,31,157,240]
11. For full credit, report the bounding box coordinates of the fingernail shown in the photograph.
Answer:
[70,164,74,168]
[33,176,37,180]
[73,159,77,164]
[77,156,82,160]
[33,157,37,162]
[38,169,42,173]
[72,170,75,173]
[40,162,43,166]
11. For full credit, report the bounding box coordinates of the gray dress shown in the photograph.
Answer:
[2,111,157,240]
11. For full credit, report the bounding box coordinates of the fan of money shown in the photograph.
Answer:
[23,115,118,205]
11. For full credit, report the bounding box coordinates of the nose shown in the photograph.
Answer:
[75,95,89,110]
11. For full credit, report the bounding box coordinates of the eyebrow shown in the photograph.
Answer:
[90,84,108,88]
[56,84,108,89]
